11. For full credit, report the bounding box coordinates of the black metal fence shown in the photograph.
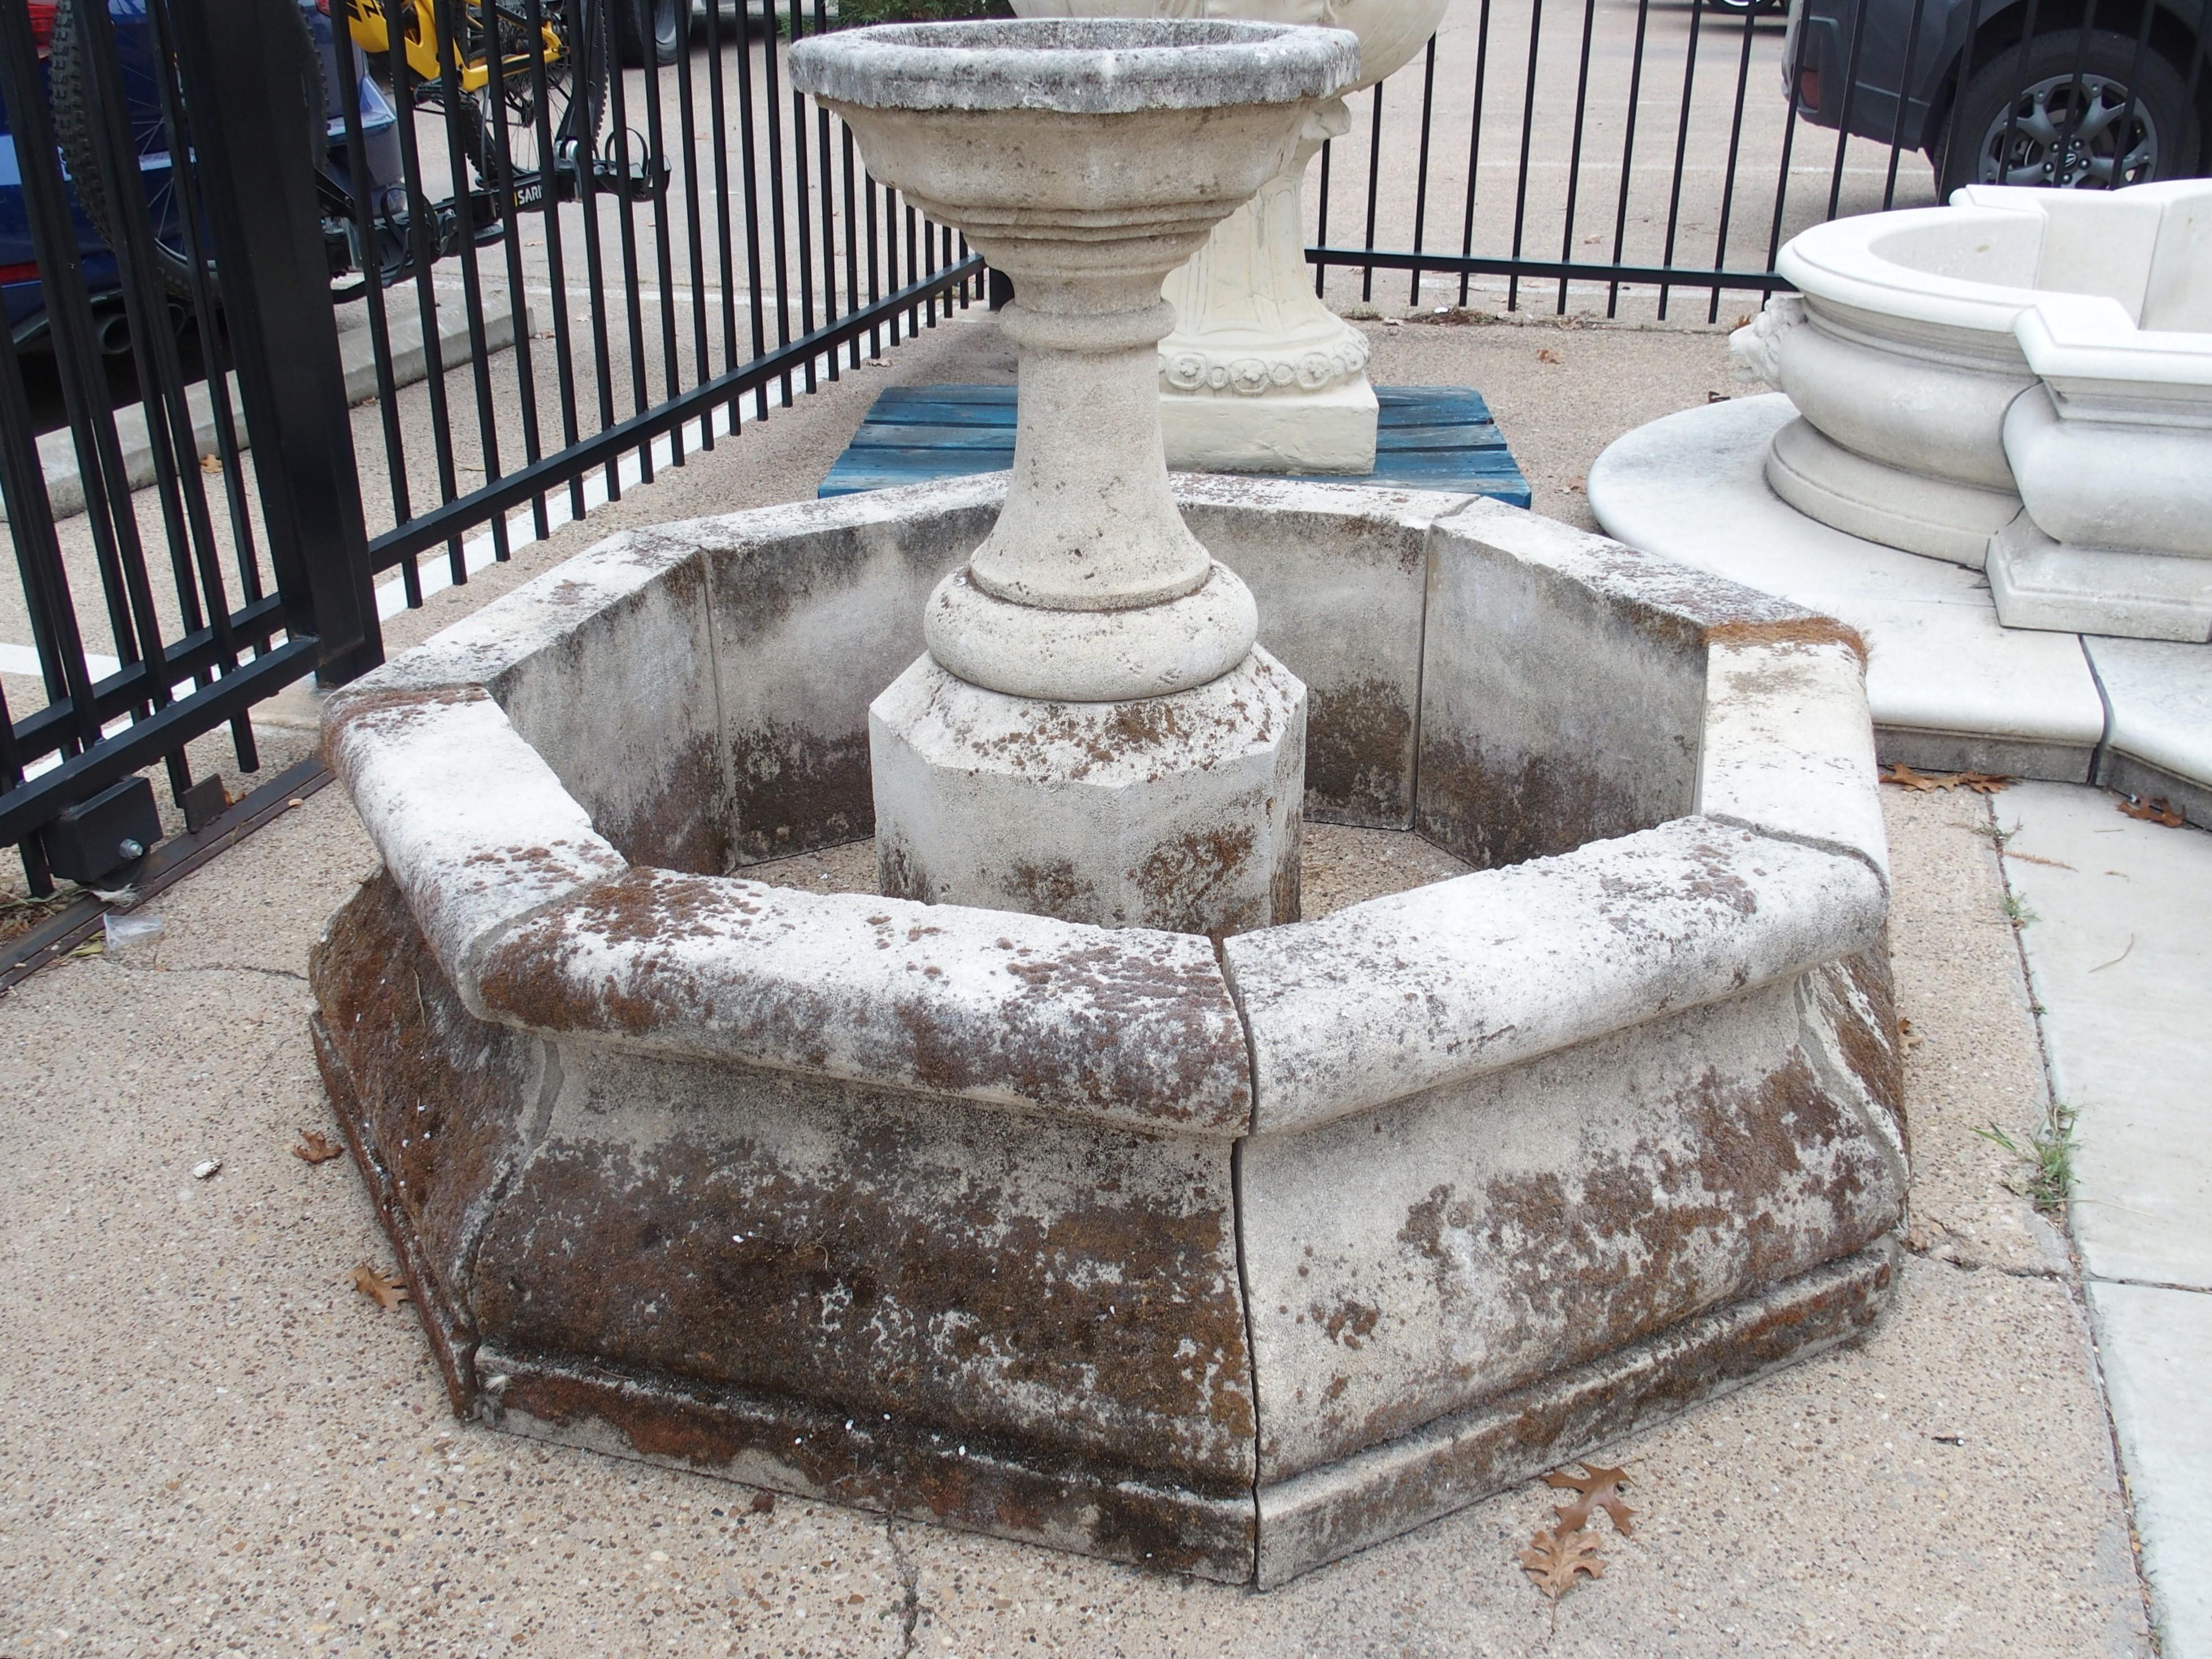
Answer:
[3,0,2206,898]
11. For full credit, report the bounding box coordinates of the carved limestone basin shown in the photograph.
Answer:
[310,476,1905,1586]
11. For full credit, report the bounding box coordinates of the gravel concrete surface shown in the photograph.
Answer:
[0,318,2159,1657]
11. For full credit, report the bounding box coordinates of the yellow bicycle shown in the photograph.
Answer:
[342,0,608,194]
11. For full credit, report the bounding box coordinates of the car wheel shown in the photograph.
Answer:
[611,0,684,67]
[1939,28,2198,193]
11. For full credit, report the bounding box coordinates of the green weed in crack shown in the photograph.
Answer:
[1974,1100,2080,1216]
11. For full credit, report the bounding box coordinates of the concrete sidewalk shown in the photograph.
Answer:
[0,312,2179,1656]
[1998,785,2212,1658]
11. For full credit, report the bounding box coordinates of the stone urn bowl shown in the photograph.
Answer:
[1012,0,1452,473]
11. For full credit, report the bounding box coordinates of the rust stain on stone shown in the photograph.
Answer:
[1416,731,1678,870]
[1705,615,1869,664]
[728,723,872,864]
[1304,677,1414,828]
[468,1099,1256,1482]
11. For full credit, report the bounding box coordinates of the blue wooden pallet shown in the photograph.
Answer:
[818,383,1532,507]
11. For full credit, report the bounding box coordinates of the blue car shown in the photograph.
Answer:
[1,0,404,349]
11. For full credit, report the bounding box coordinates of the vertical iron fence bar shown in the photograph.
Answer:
[1825,0,1880,216]
[147,0,264,618]
[525,0,589,520]
[2103,0,2163,191]
[1359,81,1384,302]
[1555,0,1602,313]
[1605,0,1656,316]
[332,16,420,604]
[132,0,260,767]
[567,0,623,499]
[864,175,883,357]
[701,0,743,429]
[1656,0,1708,320]
[164,0,383,683]
[735,0,772,415]
[786,1,818,391]
[1407,36,1439,305]
[602,26,657,472]
[1765,0,1818,270]
[841,122,862,369]
[386,28,470,582]
[0,0,164,721]
[0,300,105,769]
[430,0,512,560]
[1457,0,1494,306]
[812,0,840,380]
[638,17,684,464]
[904,198,919,338]
[1313,138,1332,298]
[1881,0,1933,205]
[1706,10,1762,322]
[0,677,49,894]
[485,12,552,537]
[1506,0,1548,312]
[2057,0,2103,191]
[761,0,794,404]
[675,11,714,441]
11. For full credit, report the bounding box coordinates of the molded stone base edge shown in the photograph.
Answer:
[1251,1237,1899,1587]
[1988,515,2212,645]
[1765,417,2017,568]
[2096,749,2212,833]
[473,1346,1260,1584]
[1875,725,2097,785]
[308,1012,485,1414]
[1160,376,1379,476]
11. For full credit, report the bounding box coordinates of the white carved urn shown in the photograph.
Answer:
[1011,0,1450,473]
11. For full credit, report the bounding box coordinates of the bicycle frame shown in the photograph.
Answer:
[341,0,566,95]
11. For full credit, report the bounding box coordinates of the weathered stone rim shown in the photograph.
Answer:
[322,476,1890,1140]
[787,18,1362,115]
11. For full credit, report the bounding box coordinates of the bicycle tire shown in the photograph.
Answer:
[50,0,325,302]
[458,0,612,195]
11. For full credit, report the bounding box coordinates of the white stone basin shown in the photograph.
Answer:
[1732,181,2212,641]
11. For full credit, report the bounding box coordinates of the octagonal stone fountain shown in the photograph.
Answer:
[310,18,1906,1588]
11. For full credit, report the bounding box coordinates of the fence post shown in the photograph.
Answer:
[160,0,383,686]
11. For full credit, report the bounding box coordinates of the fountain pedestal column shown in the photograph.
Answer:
[793,18,1358,934]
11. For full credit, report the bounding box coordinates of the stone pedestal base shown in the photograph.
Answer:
[1161,376,1379,474]
[1988,515,2212,643]
[870,647,1305,936]
[1765,415,2020,568]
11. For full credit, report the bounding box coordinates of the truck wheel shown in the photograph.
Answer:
[1938,28,2197,194]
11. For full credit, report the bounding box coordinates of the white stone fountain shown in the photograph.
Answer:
[1726,182,2212,642]
[1011,0,1450,474]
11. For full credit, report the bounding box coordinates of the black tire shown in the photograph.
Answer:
[1938,28,2199,194]
[460,0,612,193]
[50,0,325,302]
[610,0,683,67]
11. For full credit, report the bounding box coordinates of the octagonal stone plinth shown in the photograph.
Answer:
[310,475,1904,1586]
[871,647,1304,934]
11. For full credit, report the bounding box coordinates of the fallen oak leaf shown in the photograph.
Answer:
[1519,1525,1605,1599]
[1544,1462,1636,1535]
[1880,761,1951,791]
[1957,771,2015,794]
[2118,794,2184,827]
[1898,1016,1924,1051]
[293,1131,345,1165]
[1537,347,1563,363]
[350,1264,409,1310]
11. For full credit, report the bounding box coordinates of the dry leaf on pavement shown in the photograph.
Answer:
[293,1131,345,1164]
[1537,347,1563,363]
[350,1264,409,1310]
[2118,795,2185,827]
[1880,762,2014,793]
[1519,1526,1605,1599]
[1545,1462,1637,1535]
